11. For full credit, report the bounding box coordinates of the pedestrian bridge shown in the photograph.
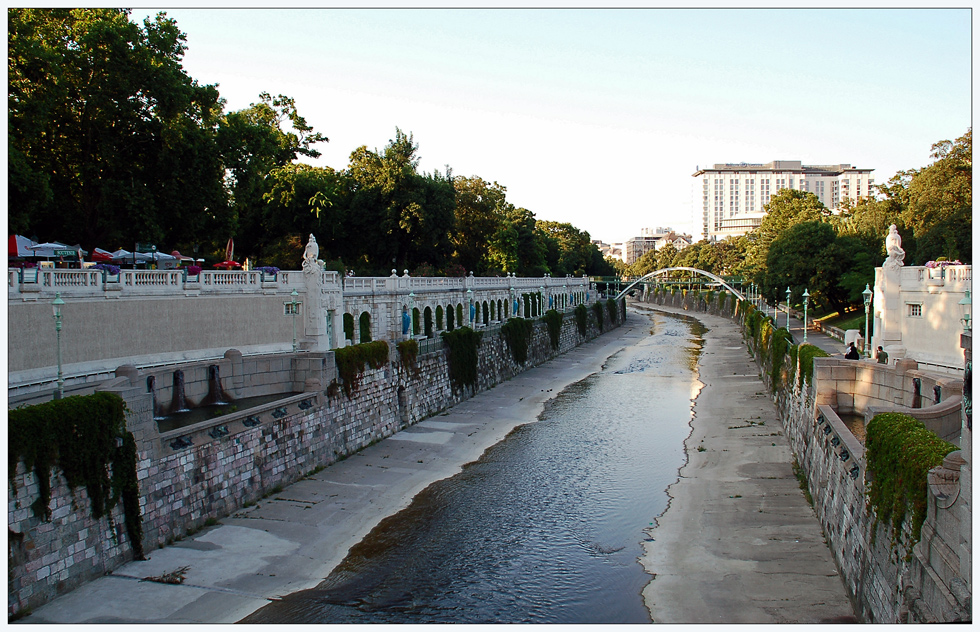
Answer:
[615,267,746,302]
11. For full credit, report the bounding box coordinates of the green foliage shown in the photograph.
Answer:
[333,341,389,398]
[865,413,957,548]
[796,343,831,388]
[396,339,419,372]
[501,317,535,364]
[592,302,604,331]
[606,298,618,324]
[704,289,715,306]
[441,326,482,392]
[769,328,793,391]
[8,392,144,560]
[542,309,563,350]
[574,303,589,337]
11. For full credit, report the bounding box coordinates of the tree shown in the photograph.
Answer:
[259,163,341,266]
[745,189,830,283]
[8,8,228,249]
[451,176,508,274]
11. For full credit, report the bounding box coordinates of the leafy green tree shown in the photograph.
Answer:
[537,220,594,276]
[259,163,341,266]
[451,176,508,274]
[746,189,829,283]
[8,8,228,249]
[488,207,546,275]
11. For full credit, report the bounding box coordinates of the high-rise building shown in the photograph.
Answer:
[692,160,874,241]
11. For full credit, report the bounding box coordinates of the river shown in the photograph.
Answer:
[242,309,705,624]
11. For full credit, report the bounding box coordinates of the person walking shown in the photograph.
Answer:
[844,342,860,360]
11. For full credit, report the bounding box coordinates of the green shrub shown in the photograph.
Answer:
[866,413,957,548]
[501,317,535,364]
[796,343,830,388]
[769,327,793,391]
[334,341,390,398]
[542,309,563,350]
[442,326,483,392]
[9,392,144,560]
[574,303,588,337]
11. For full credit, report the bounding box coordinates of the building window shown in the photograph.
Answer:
[908,304,922,318]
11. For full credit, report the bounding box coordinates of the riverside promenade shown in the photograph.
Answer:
[636,302,856,623]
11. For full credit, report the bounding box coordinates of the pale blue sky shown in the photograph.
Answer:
[137,7,972,242]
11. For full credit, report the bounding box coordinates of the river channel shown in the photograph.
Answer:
[242,309,705,624]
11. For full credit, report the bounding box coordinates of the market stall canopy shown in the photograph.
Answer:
[28,242,76,258]
[214,260,243,270]
[170,250,195,261]
[91,248,115,262]
[110,249,154,262]
[9,235,36,258]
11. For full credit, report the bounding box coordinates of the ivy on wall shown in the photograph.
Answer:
[542,309,563,351]
[442,326,483,392]
[769,327,793,392]
[865,412,957,549]
[333,341,390,398]
[8,392,145,560]
[501,317,534,364]
[606,298,617,324]
[795,343,830,387]
[592,302,604,332]
[396,339,419,375]
[574,303,588,337]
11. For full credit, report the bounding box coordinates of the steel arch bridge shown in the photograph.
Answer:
[614,267,746,302]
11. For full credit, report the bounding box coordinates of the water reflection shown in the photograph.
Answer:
[243,312,703,624]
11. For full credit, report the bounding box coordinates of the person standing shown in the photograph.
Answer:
[875,346,889,364]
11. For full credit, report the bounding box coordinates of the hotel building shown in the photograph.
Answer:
[692,160,874,241]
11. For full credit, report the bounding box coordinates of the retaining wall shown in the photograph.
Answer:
[8,305,623,617]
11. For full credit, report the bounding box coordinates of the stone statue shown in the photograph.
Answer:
[302,234,319,274]
[883,224,905,271]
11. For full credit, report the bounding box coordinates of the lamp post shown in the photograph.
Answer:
[285,289,301,352]
[959,289,972,332]
[802,289,810,343]
[785,286,791,329]
[862,284,873,355]
[52,292,65,399]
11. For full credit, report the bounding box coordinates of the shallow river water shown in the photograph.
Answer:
[242,310,705,624]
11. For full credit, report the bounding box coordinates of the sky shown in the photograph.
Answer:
[136,6,972,244]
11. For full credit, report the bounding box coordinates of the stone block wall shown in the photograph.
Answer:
[8,306,622,617]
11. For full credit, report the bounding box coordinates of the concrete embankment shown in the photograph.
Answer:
[21,315,651,624]
[635,302,856,623]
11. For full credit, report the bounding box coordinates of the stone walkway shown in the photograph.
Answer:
[634,302,857,623]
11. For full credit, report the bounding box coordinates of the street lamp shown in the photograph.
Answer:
[862,284,873,355]
[52,292,65,399]
[802,289,810,343]
[785,287,791,329]
[959,289,972,332]
[284,289,302,352]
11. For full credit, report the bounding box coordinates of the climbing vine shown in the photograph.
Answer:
[501,317,535,364]
[396,339,419,375]
[542,309,563,351]
[333,340,390,398]
[703,289,714,307]
[442,326,483,392]
[865,413,957,549]
[795,343,830,388]
[8,392,145,560]
[606,298,618,324]
[769,327,793,392]
[592,302,604,332]
[574,303,588,338]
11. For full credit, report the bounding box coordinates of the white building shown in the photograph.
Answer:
[623,227,692,264]
[692,160,874,241]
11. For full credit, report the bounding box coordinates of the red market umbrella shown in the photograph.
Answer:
[91,248,115,262]
[214,260,242,270]
[9,235,36,258]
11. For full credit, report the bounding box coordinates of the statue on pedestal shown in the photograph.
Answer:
[302,234,319,275]
[883,224,905,271]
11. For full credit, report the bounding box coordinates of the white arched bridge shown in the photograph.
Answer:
[613,267,746,302]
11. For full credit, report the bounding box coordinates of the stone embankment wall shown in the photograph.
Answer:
[8,305,623,617]
[640,288,969,623]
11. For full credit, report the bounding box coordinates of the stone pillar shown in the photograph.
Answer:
[877,225,907,360]
[959,330,972,592]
